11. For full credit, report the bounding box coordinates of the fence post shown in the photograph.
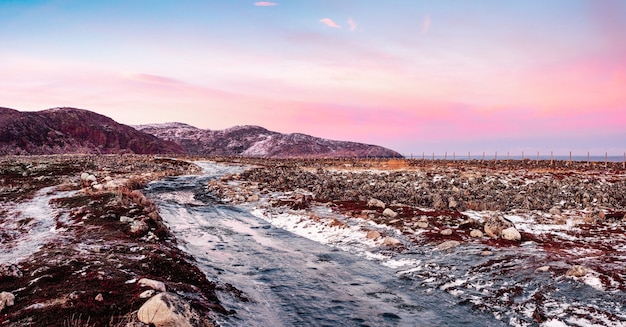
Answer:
[550,151,553,167]
[605,152,608,168]
[569,151,572,165]
[444,151,447,161]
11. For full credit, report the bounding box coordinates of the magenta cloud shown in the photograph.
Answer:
[320,18,341,28]
[254,2,277,6]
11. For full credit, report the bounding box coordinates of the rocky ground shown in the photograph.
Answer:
[0,155,228,327]
[207,157,626,303]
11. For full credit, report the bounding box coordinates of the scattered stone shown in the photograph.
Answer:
[437,240,461,251]
[382,208,398,218]
[367,198,386,209]
[382,237,402,247]
[130,220,149,234]
[0,264,23,279]
[365,230,381,240]
[484,214,515,238]
[470,229,483,238]
[501,227,522,241]
[137,292,197,327]
[566,265,588,277]
[536,266,551,272]
[415,221,429,229]
[120,216,134,223]
[549,206,562,215]
[0,292,15,312]
[440,229,453,236]
[448,197,458,209]
[480,251,493,256]
[95,293,104,302]
[92,183,104,191]
[138,278,167,292]
[247,194,260,202]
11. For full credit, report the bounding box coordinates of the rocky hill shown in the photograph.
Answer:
[0,107,184,155]
[135,123,403,158]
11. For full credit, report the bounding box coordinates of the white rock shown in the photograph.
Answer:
[120,216,134,223]
[440,229,453,236]
[382,236,402,247]
[92,184,104,191]
[536,266,551,272]
[367,198,386,209]
[0,292,15,312]
[95,293,104,302]
[137,292,195,327]
[437,240,461,251]
[80,172,90,180]
[470,229,483,238]
[138,278,167,292]
[382,208,398,218]
[130,220,149,234]
[365,230,381,240]
[501,227,521,241]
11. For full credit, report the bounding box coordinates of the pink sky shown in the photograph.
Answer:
[0,0,624,155]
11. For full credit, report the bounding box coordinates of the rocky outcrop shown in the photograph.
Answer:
[136,123,402,158]
[138,292,212,327]
[0,107,184,155]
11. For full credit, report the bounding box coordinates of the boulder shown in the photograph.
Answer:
[130,220,149,234]
[137,292,196,327]
[501,227,521,241]
[0,264,22,279]
[437,240,461,251]
[440,229,453,236]
[0,292,15,312]
[415,221,429,229]
[566,265,588,277]
[382,237,402,247]
[138,278,167,292]
[367,198,386,209]
[483,214,515,238]
[382,208,398,218]
[470,229,483,238]
[365,230,381,240]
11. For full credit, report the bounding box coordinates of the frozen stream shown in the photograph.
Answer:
[146,162,625,327]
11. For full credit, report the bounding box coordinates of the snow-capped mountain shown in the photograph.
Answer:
[135,123,402,158]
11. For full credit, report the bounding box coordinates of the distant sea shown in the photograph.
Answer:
[402,154,626,163]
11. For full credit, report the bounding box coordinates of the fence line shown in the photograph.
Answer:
[399,151,626,169]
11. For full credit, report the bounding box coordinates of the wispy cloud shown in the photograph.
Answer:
[320,18,341,28]
[254,2,277,6]
[348,17,357,31]
[422,15,431,34]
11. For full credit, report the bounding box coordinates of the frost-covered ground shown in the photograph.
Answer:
[207,158,626,326]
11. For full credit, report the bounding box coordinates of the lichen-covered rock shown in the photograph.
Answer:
[484,214,515,238]
[437,240,461,251]
[137,292,207,327]
[0,292,15,312]
[501,227,521,241]
[382,208,398,218]
[566,265,588,277]
[367,198,386,209]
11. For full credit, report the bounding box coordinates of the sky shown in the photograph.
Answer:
[1,0,625,156]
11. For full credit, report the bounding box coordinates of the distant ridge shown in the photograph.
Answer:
[0,107,184,155]
[135,123,403,158]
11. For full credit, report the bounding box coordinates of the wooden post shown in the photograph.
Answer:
[507,151,510,165]
[522,151,524,161]
[495,151,498,161]
[468,151,471,161]
[605,152,608,168]
[569,151,572,165]
[536,151,539,164]
[482,151,485,163]
[623,152,625,169]
[444,151,447,160]
[453,152,456,162]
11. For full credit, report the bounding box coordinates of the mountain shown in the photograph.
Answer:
[135,123,403,158]
[0,107,184,155]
